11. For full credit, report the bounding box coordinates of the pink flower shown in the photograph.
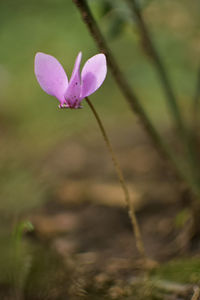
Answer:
[34,52,107,109]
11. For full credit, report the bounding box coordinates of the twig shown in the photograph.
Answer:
[72,0,168,157]
[86,97,146,259]
[154,279,192,296]
[72,0,200,198]
[126,0,185,137]
[130,277,193,296]
[184,67,200,194]
[193,67,200,130]
[126,0,200,195]
[191,286,200,300]
[152,279,194,300]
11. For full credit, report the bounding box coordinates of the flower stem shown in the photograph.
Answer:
[85,97,146,259]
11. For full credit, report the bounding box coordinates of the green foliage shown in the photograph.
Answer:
[151,258,200,284]
[93,0,156,39]
[0,221,34,296]
[175,209,191,228]
[0,0,200,216]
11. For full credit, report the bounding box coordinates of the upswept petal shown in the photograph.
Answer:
[81,54,107,99]
[64,52,82,108]
[34,52,68,104]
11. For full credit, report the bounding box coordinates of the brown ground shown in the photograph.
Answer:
[1,124,198,300]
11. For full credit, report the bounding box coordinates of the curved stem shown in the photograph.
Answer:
[85,97,146,259]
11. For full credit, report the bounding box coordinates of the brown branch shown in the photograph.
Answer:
[73,1,174,165]
[72,0,200,198]
[191,286,200,300]
[126,0,200,192]
[193,67,200,130]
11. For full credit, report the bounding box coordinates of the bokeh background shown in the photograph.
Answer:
[0,0,200,239]
[1,0,200,298]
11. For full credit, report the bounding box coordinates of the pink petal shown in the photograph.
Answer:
[81,54,107,99]
[64,52,82,108]
[34,52,68,104]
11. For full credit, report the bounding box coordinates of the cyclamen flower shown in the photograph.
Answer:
[34,52,107,108]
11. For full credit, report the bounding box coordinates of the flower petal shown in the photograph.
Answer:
[81,54,107,99]
[34,52,68,104]
[64,52,82,108]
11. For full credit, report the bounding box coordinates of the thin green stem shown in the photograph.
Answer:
[85,97,146,259]
[126,0,185,138]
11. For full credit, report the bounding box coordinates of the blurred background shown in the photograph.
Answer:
[0,0,200,298]
[0,0,199,218]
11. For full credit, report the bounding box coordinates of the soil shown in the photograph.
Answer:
[1,124,199,300]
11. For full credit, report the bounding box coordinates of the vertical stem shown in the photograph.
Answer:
[85,97,146,259]
[126,0,200,192]
[73,0,171,162]
[193,67,200,130]
[189,68,200,182]
[126,0,185,137]
[73,0,200,200]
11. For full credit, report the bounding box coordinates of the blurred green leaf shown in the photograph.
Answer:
[175,209,191,228]
[108,17,126,39]
[151,258,200,284]
[13,220,34,244]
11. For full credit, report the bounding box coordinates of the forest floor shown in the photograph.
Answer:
[1,124,200,300]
